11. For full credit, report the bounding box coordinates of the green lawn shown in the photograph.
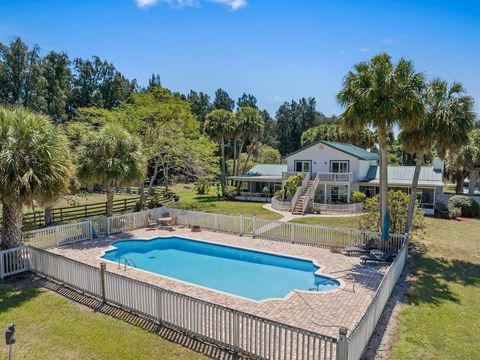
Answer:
[168,183,283,220]
[390,217,480,360]
[289,216,361,229]
[0,285,206,360]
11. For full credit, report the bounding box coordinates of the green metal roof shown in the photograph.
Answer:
[244,164,287,177]
[283,140,379,161]
[362,165,443,185]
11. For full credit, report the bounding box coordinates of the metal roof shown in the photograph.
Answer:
[283,140,379,161]
[243,164,287,177]
[360,165,444,187]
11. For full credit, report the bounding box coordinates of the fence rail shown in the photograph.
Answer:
[28,246,337,360]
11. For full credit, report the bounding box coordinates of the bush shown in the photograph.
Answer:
[275,189,285,201]
[194,178,211,195]
[351,191,367,204]
[284,173,304,199]
[448,203,462,219]
[358,190,424,234]
[223,186,238,200]
[448,195,480,217]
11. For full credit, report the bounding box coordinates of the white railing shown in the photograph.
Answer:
[0,246,29,279]
[291,172,311,213]
[302,173,320,214]
[313,203,364,214]
[28,246,337,360]
[345,235,409,360]
[317,172,353,183]
[25,221,92,249]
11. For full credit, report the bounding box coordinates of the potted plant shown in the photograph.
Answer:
[191,224,201,232]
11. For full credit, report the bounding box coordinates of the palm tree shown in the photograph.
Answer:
[76,124,146,217]
[204,109,236,195]
[337,53,425,228]
[400,80,475,232]
[0,107,73,249]
[235,107,264,176]
[455,129,480,195]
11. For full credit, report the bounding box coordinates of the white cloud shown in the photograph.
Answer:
[134,0,247,11]
[382,38,394,44]
[359,47,369,53]
[266,95,282,103]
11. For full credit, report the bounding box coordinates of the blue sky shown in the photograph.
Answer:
[1,0,479,116]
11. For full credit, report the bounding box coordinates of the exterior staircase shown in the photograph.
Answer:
[292,180,315,215]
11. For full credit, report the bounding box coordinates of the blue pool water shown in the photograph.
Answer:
[102,237,339,301]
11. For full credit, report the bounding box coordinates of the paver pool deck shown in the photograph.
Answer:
[49,226,388,339]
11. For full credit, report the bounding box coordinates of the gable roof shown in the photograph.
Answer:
[361,165,444,186]
[283,140,379,161]
[244,164,287,177]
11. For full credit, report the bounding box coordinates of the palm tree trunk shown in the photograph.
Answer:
[455,172,465,194]
[236,140,246,176]
[232,140,237,181]
[1,199,23,249]
[146,161,160,199]
[405,151,423,233]
[220,137,226,196]
[378,130,389,230]
[44,206,53,226]
[468,170,478,195]
[106,186,115,217]
[241,140,256,176]
[139,181,146,210]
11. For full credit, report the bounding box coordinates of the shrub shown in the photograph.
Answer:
[223,186,238,200]
[275,189,285,201]
[351,191,367,204]
[448,203,462,219]
[448,195,480,217]
[284,173,304,198]
[194,178,211,195]
[358,190,424,234]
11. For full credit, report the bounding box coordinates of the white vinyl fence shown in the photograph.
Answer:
[313,203,364,215]
[28,246,337,360]
[0,246,29,279]
[24,221,92,249]
[345,235,409,360]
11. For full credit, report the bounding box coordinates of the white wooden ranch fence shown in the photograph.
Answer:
[28,246,337,360]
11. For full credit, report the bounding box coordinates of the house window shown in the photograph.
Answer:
[294,160,311,173]
[331,186,348,203]
[330,161,349,173]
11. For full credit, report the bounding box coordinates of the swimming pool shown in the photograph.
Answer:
[102,237,339,301]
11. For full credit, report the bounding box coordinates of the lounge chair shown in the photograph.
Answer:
[147,215,157,230]
[360,250,396,264]
[344,238,377,255]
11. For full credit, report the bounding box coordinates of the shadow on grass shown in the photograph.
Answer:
[406,251,480,306]
[0,275,42,313]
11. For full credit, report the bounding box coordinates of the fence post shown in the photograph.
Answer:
[336,327,349,360]
[0,251,4,280]
[252,215,256,238]
[88,221,93,240]
[100,262,107,303]
[55,226,60,247]
[107,217,111,236]
[291,223,295,241]
[240,214,244,236]
[232,311,239,358]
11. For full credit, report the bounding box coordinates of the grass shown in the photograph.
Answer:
[0,284,206,360]
[288,216,361,229]
[390,216,480,360]
[168,183,283,220]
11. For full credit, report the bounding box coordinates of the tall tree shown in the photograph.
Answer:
[301,123,376,149]
[237,93,257,109]
[0,107,73,248]
[401,80,475,232]
[187,90,212,126]
[213,88,235,111]
[42,51,71,122]
[337,53,425,228]
[204,109,236,195]
[76,124,146,216]
[454,129,480,195]
[259,109,277,147]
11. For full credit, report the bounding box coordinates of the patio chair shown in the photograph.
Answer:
[147,215,157,230]
[343,237,377,256]
[360,250,396,264]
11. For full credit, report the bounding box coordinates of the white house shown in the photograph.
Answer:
[231,140,443,215]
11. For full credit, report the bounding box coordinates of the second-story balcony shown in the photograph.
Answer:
[315,172,354,183]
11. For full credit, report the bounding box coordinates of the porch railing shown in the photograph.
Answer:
[313,203,364,214]
[317,173,353,183]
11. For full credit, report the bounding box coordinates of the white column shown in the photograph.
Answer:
[347,184,350,203]
[324,184,327,204]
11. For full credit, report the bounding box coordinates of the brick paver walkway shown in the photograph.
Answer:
[49,227,387,339]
